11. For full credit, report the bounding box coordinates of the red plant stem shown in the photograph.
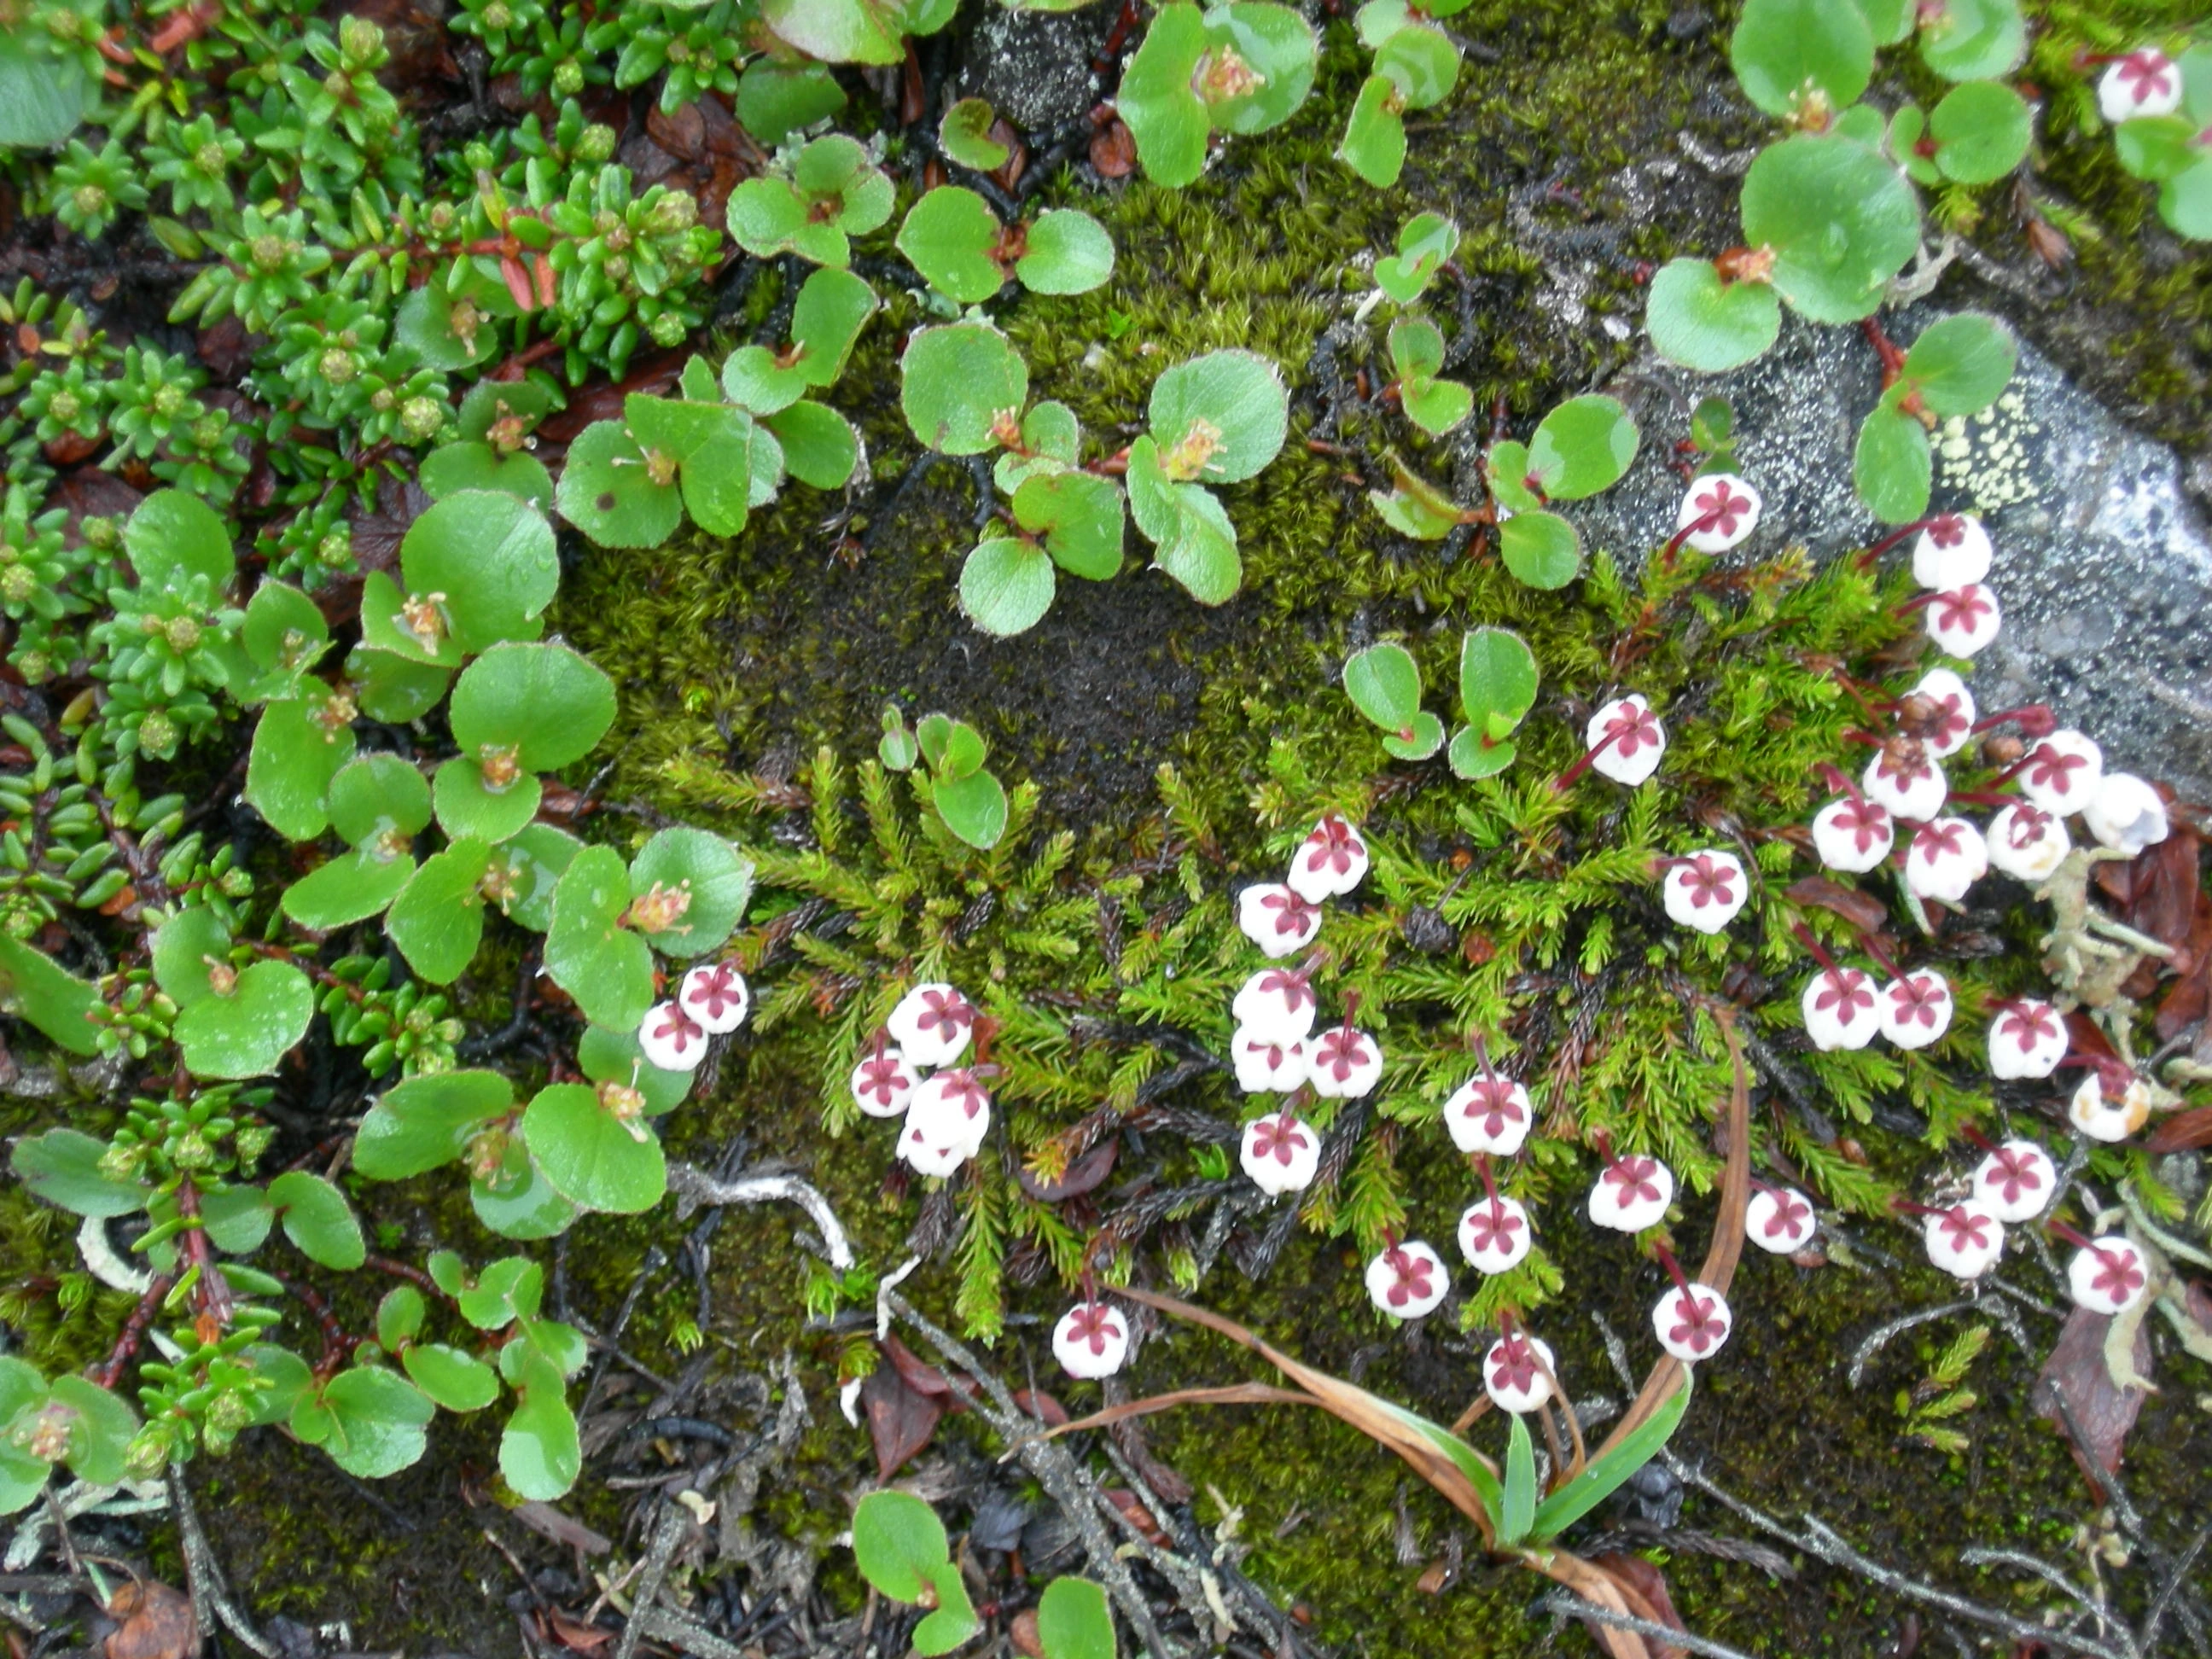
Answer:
[364,1255,448,1301]
[1471,1034,1499,1085]
[1658,504,1724,562]
[175,1179,233,1327]
[285,1278,355,1382]
[870,1027,888,1067]
[1837,728,1883,750]
[1853,515,1939,570]
[1970,705,2056,736]
[1854,932,1903,981]
[1893,590,1943,617]
[1815,762,1867,805]
[2046,1220,2097,1252]
[1889,1196,1959,1221]
[90,1273,178,1390]
[1478,1155,1501,1207]
[1789,922,1842,975]
[1551,722,1627,793]
[1650,1243,1696,1299]
[1860,317,1907,387]
[1959,1124,2000,1156]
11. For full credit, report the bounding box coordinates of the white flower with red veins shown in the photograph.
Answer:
[1910,514,1993,591]
[2069,1072,2150,1143]
[1746,1186,1816,1253]
[849,1040,920,1119]
[1365,1241,1448,1319]
[1287,813,1369,902]
[1988,998,2066,1080]
[1458,1196,1532,1272]
[1652,1283,1732,1361]
[1052,1300,1128,1380]
[679,963,749,1034]
[2098,47,2182,122]
[1237,883,1322,958]
[1583,695,1667,787]
[1240,1111,1320,1196]
[1922,1202,2005,1279]
[1662,850,1748,934]
[1925,584,2000,657]
[1971,1141,2056,1223]
[1986,801,2070,883]
[888,982,975,1068]
[1812,794,1895,873]
[2014,731,2102,817]
[1307,1018,1382,1099]
[638,1001,708,1071]
[1878,969,1953,1050]
[1674,472,1762,553]
[1905,817,1987,905]
[898,1126,968,1178]
[2082,772,2169,855]
[1862,745,1947,822]
[1588,1152,1674,1231]
[1802,965,1880,1051]
[1482,1332,1557,1413]
[1442,1074,1533,1156]
[1231,1030,1308,1094]
[1231,964,1318,1045]
[1905,667,1976,758]
[905,1068,992,1155]
[2066,1237,2148,1316]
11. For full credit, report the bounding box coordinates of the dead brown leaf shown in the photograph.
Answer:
[1782,876,1892,934]
[1016,1139,1117,1202]
[2145,1105,2212,1153]
[104,1580,200,1659]
[862,1359,944,1479]
[2034,1303,2151,1490]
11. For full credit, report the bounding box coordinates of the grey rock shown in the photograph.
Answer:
[959,8,1115,136]
[1568,311,2212,800]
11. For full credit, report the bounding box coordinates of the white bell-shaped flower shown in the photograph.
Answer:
[1231,965,1318,1045]
[1052,1300,1129,1380]
[1910,515,1993,591]
[899,1126,969,1178]
[905,1068,992,1155]
[1746,1187,1816,1254]
[1307,1021,1382,1099]
[679,963,750,1034]
[1482,1332,1557,1414]
[1674,472,1761,553]
[1237,882,1322,958]
[1662,850,1749,934]
[2067,1237,2148,1316]
[1442,1074,1533,1156]
[1863,748,1947,822]
[1584,695,1667,787]
[1923,1203,2005,1279]
[2015,731,2103,817]
[2069,1073,2150,1143]
[2083,772,2169,856]
[1231,1030,1308,1095]
[1287,814,1369,902]
[1988,998,2067,1080]
[1986,801,2070,883]
[2098,48,2184,123]
[1240,1111,1320,1196]
[1812,795,1895,873]
[1458,1196,1533,1273]
[1906,667,1976,759]
[1904,817,1987,905]
[1652,1283,1732,1361]
[1925,584,2001,657]
[1971,1141,2056,1224]
[888,982,976,1068]
[638,1001,709,1071]
[1365,1241,1448,1320]
[850,1042,921,1119]
[1802,966,1880,1051]
[1588,1153,1674,1231]
[1878,969,1953,1050]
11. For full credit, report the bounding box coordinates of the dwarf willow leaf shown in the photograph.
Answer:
[1853,402,1933,525]
[176,959,314,1080]
[471,1144,582,1241]
[760,0,940,64]
[486,823,580,933]
[195,1185,273,1253]
[628,827,753,958]
[932,771,1009,851]
[1499,509,1580,589]
[544,847,655,1030]
[1847,0,1913,44]
[245,694,356,843]
[765,402,859,490]
[901,323,1028,456]
[1459,626,1539,736]
[1339,75,1406,186]
[1927,79,2031,184]
[853,1491,952,1603]
[268,1169,365,1271]
[297,1367,433,1480]
[735,59,847,144]
[400,491,559,654]
[995,401,1082,492]
[0,938,99,1057]
[1375,20,1458,107]
[1035,1578,1114,1659]
[1741,134,1921,324]
[1016,209,1115,294]
[1388,317,1447,381]
[719,346,807,416]
[0,31,93,151]
[1402,376,1472,437]
[1374,212,1458,303]
[1148,349,1288,484]
[11,1128,145,1217]
[355,1070,515,1179]
[523,1083,666,1214]
[395,282,493,373]
[387,839,492,984]
[1127,439,1242,604]
[346,643,452,725]
[1526,396,1638,500]
[1730,0,1873,118]
[790,267,877,386]
[501,1368,583,1500]
[1342,643,1423,738]
[1201,2,1320,136]
[403,1344,498,1412]
[46,1376,137,1488]
[1117,4,1209,187]
[1646,258,1782,372]
[939,96,1010,169]
[241,581,329,683]
[898,185,1007,304]
[556,422,681,550]
[1013,470,1123,580]
[1918,0,2024,81]
[124,489,233,597]
[432,759,541,845]
[962,538,1057,637]
[579,1023,692,1115]
[329,754,433,847]
[1901,311,2017,416]
[450,642,616,774]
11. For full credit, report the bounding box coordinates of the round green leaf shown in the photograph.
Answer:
[1339,74,1406,187]
[2162,157,2212,241]
[765,402,860,490]
[914,1563,982,1656]
[1037,1577,1115,1659]
[46,1376,137,1488]
[1458,626,1539,731]
[242,581,330,681]
[961,538,1057,637]
[1527,395,1639,501]
[995,400,1083,492]
[1342,643,1423,736]
[195,1181,274,1253]
[346,643,453,725]
[853,1490,952,1603]
[1849,0,1913,44]
[1741,134,1921,324]
[1853,404,1933,524]
[396,282,494,374]
[386,840,492,985]
[267,1169,365,1271]
[578,1024,693,1116]
[897,186,1007,306]
[555,421,683,550]
[403,1343,499,1412]
[1128,437,1242,604]
[719,346,807,417]
[471,1144,583,1241]
[1382,709,1446,761]
[1918,0,2024,81]
[1929,79,2031,185]
[628,827,754,958]
[282,847,415,931]
[932,770,1008,851]
[1016,209,1115,295]
[124,490,233,597]
[1147,349,1288,485]
[329,753,434,848]
[399,490,559,654]
[523,1083,666,1214]
[245,695,357,843]
[0,29,93,152]
[1729,0,1874,118]
[1375,21,1458,108]
[1499,509,1581,589]
[938,96,1010,170]
[1374,212,1458,304]
[175,959,312,1080]
[1388,317,1447,381]
[1200,2,1319,134]
[449,642,617,774]
[0,935,97,1056]
[1646,258,1782,373]
[457,1256,544,1329]
[760,0,909,64]
[791,266,877,387]
[1901,311,2017,417]
[544,847,654,1030]
[433,759,541,845]
[1117,3,1209,188]
[300,1367,433,1479]
[421,440,556,511]
[900,323,1029,457]
[152,907,233,1008]
[736,59,847,145]
[355,1069,513,1180]
[1013,470,1124,580]
[1448,725,1518,780]
[501,1379,582,1500]
[12,1128,146,1218]
[377,1286,426,1350]
[1402,375,1473,437]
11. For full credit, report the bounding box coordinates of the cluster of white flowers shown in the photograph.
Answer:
[637,963,752,1071]
[847,982,992,1179]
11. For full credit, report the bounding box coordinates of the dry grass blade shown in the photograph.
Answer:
[1033,1382,1315,1440]
[1530,1549,1673,1659]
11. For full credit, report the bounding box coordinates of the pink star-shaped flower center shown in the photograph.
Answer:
[1874,748,1935,790]
[1923,692,1969,749]
[1257,968,1315,1015]
[1982,1150,2044,1207]
[1691,480,1751,535]
[1936,1207,1992,1251]
[1761,1190,1809,1239]
[1604,705,1661,759]
[1932,586,1993,631]
[1465,1202,1523,1254]
[934,1070,989,1121]
[1313,1027,1372,1080]
[2117,49,2175,100]
[1487,1336,1540,1394]
[1301,815,1364,877]
[1260,889,1320,937]
[1926,514,1969,549]
[1913,821,1970,865]
[1888,975,1946,1028]
[1066,1302,1122,1354]
[856,1054,907,1108]
[1461,1080,1525,1138]
[2023,743,2088,793]
[1999,804,2055,852]
[1813,968,1873,1016]
[1678,853,1738,908]
[1831,798,1890,853]
[1250,1115,1309,1166]
[1382,1249,1434,1307]
[1603,1155,1662,1206]
[684,964,745,1022]
[650,1006,705,1057]
[1668,1293,1726,1354]
[1995,1001,2060,1054]
[2089,1246,2145,1302]
[917,988,975,1041]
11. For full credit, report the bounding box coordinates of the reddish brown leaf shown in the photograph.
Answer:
[880,1334,953,1397]
[510,1499,612,1554]
[1782,876,1891,934]
[1090,118,1135,178]
[1010,1387,1068,1427]
[1592,1552,1689,1658]
[544,1611,614,1654]
[1010,1609,1045,1658]
[2092,824,2199,952]
[646,100,707,164]
[1016,1139,1117,1202]
[862,1362,943,1480]
[104,1580,200,1659]
[2034,1303,2151,1488]
[1103,1487,1167,1544]
[2145,1106,2212,1153]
